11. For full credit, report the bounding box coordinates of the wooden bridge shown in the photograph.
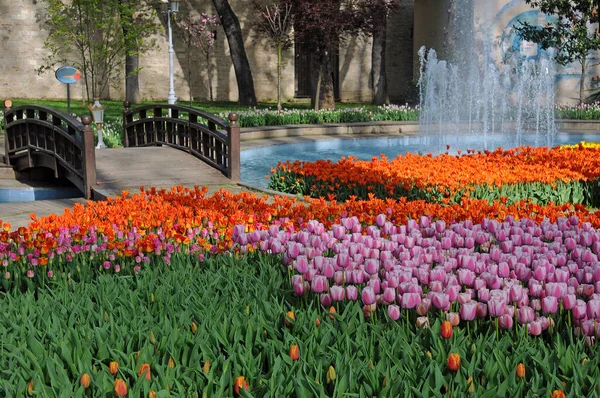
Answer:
[2,100,241,198]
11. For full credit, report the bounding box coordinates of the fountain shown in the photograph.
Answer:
[417,1,556,152]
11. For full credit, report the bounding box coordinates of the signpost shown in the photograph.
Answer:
[55,66,81,115]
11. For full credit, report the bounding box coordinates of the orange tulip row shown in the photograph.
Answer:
[2,187,600,254]
[273,145,600,197]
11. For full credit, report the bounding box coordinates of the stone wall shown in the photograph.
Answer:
[0,0,417,104]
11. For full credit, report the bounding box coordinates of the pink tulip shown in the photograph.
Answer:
[488,299,505,317]
[562,294,577,310]
[416,316,429,329]
[293,283,305,296]
[387,305,400,321]
[477,288,490,302]
[446,285,460,302]
[498,314,513,330]
[295,256,309,274]
[587,300,600,319]
[382,287,396,304]
[416,298,431,315]
[542,296,558,314]
[346,285,358,301]
[401,293,421,309]
[376,214,386,227]
[517,306,534,325]
[430,293,450,311]
[459,302,477,321]
[330,286,345,302]
[365,259,379,275]
[446,312,460,326]
[509,285,523,303]
[319,293,332,308]
[528,321,542,336]
[361,287,376,305]
[311,276,328,293]
[472,302,485,318]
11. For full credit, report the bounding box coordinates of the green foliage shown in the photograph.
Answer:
[39,0,159,100]
[0,252,596,396]
[515,0,600,66]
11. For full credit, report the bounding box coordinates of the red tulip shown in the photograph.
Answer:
[447,353,461,371]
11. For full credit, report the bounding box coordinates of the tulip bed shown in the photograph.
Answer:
[3,187,600,395]
[268,145,600,206]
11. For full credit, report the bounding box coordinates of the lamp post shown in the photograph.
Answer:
[88,98,106,148]
[161,0,179,104]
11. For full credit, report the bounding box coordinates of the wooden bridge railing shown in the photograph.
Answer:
[123,102,240,181]
[3,100,97,198]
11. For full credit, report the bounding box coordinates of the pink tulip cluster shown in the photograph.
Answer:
[233,214,600,336]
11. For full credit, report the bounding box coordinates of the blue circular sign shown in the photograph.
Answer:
[55,66,81,84]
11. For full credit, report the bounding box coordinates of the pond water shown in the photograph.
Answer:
[241,132,599,188]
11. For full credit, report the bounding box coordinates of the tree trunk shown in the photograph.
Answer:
[121,0,141,104]
[580,56,587,104]
[371,18,389,105]
[125,53,141,104]
[212,0,257,106]
[319,50,335,110]
[277,41,282,110]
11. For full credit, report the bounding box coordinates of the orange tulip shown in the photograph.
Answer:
[149,390,156,398]
[447,353,461,372]
[138,363,151,380]
[551,390,565,398]
[315,317,321,327]
[80,373,91,388]
[191,321,198,334]
[329,306,336,319]
[441,320,453,339]
[168,356,175,368]
[234,375,249,395]
[289,344,299,361]
[203,360,211,374]
[285,311,295,327]
[109,361,119,375]
[27,380,33,396]
[114,378,128,396]
[516,363,525,378]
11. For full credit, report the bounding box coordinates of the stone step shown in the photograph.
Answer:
[0,163,15,180]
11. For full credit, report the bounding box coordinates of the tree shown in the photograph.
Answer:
[253,1,294,110]
[39,0,158,101]
[212,0,257,106]
[119,0,159,104]
[514,0,600,103]
[179,14,220,104]
[292,0,356,110]
[361,0,398,105]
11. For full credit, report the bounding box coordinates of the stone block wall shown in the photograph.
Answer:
[0,0,416,104]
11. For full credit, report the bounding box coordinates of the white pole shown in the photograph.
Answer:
[167,10,177,105]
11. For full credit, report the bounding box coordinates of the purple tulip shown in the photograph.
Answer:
[361,287,376,305]
[460,302,477,321]
[387,304,401,321]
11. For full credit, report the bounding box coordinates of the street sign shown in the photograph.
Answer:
[55,66,81,84]
[55,66,81,115]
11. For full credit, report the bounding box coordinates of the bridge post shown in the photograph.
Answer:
[227,113,240,182]
[2,100,11,165]
[123,101,130,147]
[81,116,97,199]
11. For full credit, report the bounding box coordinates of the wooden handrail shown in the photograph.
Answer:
[123,102,240,182]
[3,101,97,198]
